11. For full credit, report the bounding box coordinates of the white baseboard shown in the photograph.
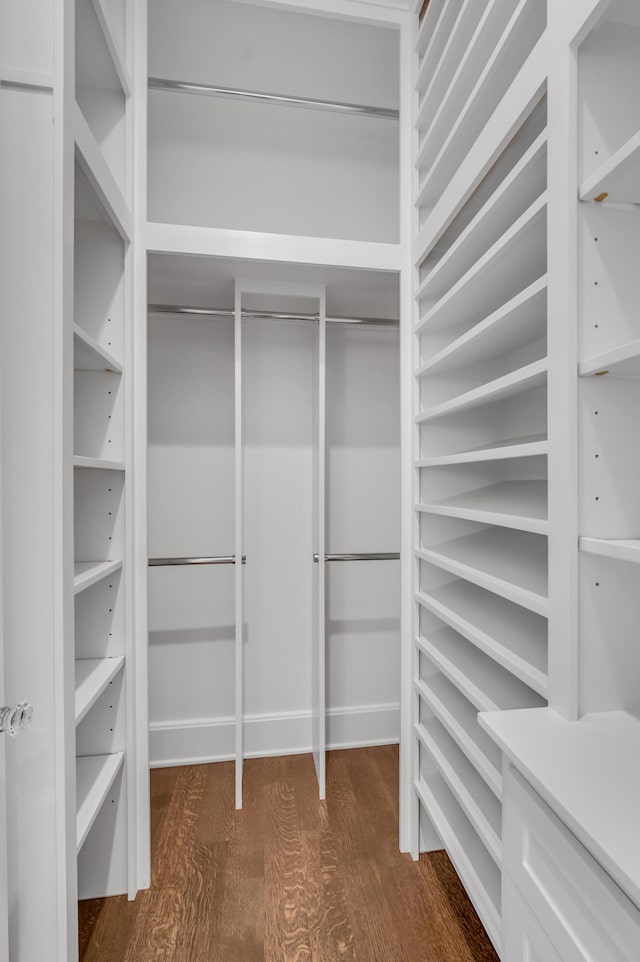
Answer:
[149,702,399,768]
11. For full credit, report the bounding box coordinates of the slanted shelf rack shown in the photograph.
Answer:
[72,84,131,896]
[576,0,640,723]
[411,0,549,951]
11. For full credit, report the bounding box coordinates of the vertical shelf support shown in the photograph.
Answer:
[234,282,244,809]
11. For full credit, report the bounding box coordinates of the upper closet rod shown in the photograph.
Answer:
[149,555,247,566]
[149,304,399,329]
[148,77,399,121]
[313,553,400,562]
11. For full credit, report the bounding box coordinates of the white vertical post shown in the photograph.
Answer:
[234,282,244,809]
[313,290,327,800]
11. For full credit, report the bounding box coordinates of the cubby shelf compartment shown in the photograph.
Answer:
[416,582,547,695]
[74,103,132,242]
[415,773,502,949]
[76,751,124,852]
[415,0,546,213]
[417,436,548,467]
[73,559,123,595]
[416,528,548,616]
[75,656,125,725]
[417,125,546,300]
[416,276,547,379]
[415,359,547,423]
[87,0,130,95]
[416,195,547,334]
[416,480,548,536]
[579,129,640,204]
[73,456,125,471]
[415,718,502,867]
[74,324,123,374]
[580,538,640,564]
[579,339,640,378]
[416,627,545,714]
[415,673,503,797]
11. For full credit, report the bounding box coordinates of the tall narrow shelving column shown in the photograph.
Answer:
[410,0,548,950]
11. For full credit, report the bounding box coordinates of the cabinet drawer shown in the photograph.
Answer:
[504,765,640,962]
[503,878,563,962]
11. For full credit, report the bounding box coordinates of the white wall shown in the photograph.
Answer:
[147,310,400,766]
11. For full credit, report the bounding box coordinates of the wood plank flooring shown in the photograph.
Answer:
[79,746,499,962]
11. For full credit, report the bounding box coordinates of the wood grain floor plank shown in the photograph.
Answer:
[79,747,499,962]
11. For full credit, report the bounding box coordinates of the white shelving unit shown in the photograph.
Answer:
[411,0,548,950]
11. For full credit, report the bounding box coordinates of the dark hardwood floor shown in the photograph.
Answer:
[79,746,499,961]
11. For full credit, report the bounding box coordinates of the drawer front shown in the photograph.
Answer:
[504,765,640,962]
[503,878,563,962]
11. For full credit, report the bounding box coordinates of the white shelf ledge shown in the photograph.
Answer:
[146,222,402,272]
[416,195,547,335]
[416,527,548,616]
[415,718,502,867]
[580,538,640,564]
[416,626,544,714]
[415,773,501,950]
[415,0,457,82]
[416,359,547,423]
[76,751,124,851]
[415,0,480,128]
[75,656,125,725]
[415,673,503,798]
[73,456,125,471]
[416,276,547,379]
[417,435,548,467]
[416,480,549,536]
[579,338,640,378]
[479,708,640,911]
[89,0,131,95]
[74,102,132,242]
[73,560,122,595]
[74,324,122,374]
[580,129,640,204]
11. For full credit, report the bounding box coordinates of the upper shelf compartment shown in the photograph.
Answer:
[147,0,399,244]
[76,0,128,195]
[578,1,640,201]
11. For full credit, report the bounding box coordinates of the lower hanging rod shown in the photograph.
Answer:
[148,555,247,566]
[148,77,399,121]
[313,552,400,562]
[148,304,398,329]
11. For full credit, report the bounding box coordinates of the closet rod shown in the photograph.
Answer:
[148,304,399,328]
[148,77,399,120]
[148,555,247,566]
[313,552,400,562]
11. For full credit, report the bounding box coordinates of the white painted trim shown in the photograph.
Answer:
[149,703,400,768]
[146,222,402,272]
[227,0,407,26]
[0,68,54,90]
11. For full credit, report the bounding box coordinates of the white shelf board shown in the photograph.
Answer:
[73,456,125,471]
[415,674,503,797]
[75,656,125,725]
[580,129,640,204]
[74,102,132,242]
[417,131,546,298]
[479,708,640,910]
[416,480,549,536]
[579,339,640,378]
[417,435,548,467]
[76,751,124,851]
[416,718,502,867]
[416,626,545,713]
[415,0,460,87]
[580,538,640,564]
[74,323,122,373]
[415,773,502,950]
[416,358,547,423]
[416,580,548,696]
[416,526,548,616]
[416,195,547,335]
[73,560,122,595]
[416,276,547,379]
[88,0,131,95]
[146,221,401,272]
[415,0,480,128]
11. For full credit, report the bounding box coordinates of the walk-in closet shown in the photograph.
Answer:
[2,0,640,960]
